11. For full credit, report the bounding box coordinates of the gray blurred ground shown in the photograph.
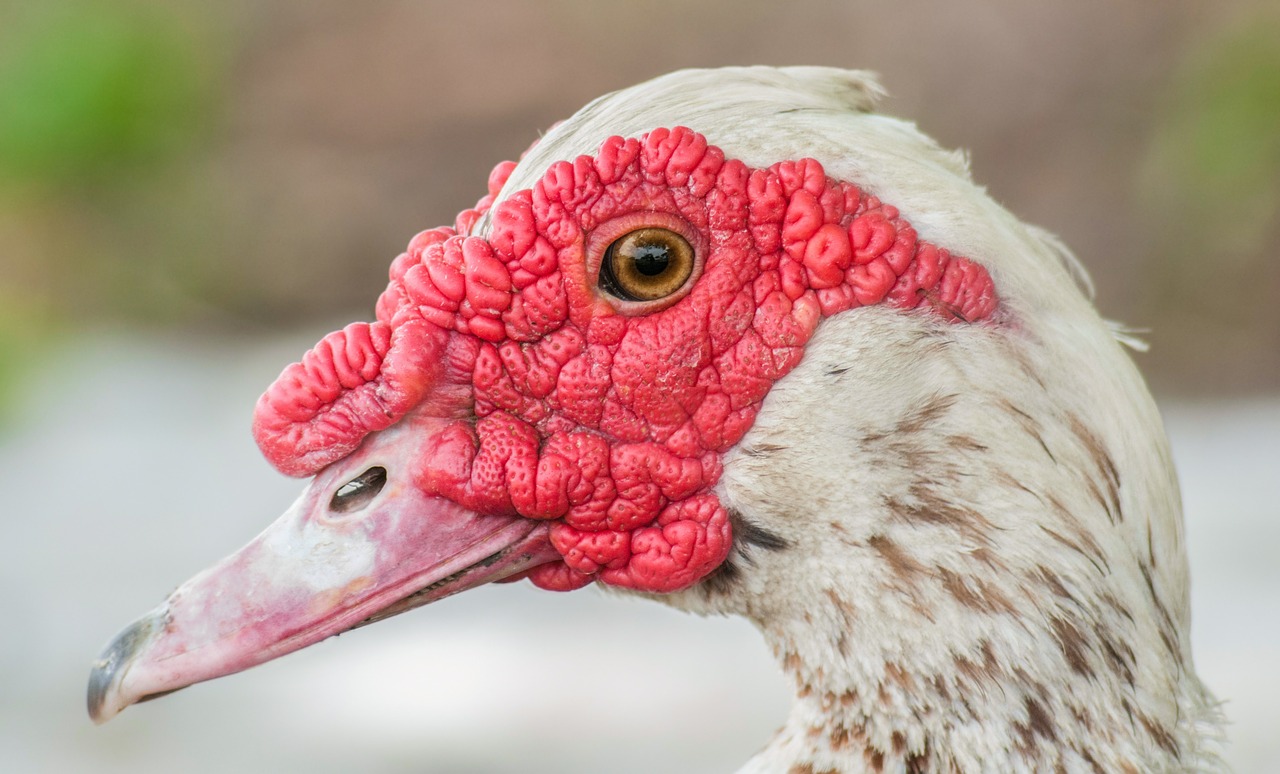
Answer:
[2,1,1278,772]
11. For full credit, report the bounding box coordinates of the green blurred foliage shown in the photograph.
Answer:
[0,0,221,191]
[1143,12,1280,253]
[0,0,228,421]
[1138,8,1280,390]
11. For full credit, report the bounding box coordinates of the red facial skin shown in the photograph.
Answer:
[252,127,998,595]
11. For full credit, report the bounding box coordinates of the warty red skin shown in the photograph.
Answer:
[252,126,998,594]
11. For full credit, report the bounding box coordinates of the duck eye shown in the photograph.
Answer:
[599,227,695,302]
[329,467,387,514]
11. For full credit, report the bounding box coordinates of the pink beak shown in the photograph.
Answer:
[87,414,559,723]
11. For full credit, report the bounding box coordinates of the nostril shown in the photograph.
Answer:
[330,466,387,513]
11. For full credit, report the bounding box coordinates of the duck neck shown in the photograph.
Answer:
[688,309,1219,772]
[726,503,1212,774]
[744,590,1062,773]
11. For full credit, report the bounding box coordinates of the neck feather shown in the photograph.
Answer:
[663,308,1221,773]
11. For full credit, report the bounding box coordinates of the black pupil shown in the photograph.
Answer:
[330,466,387,513]
[631,243,671,276]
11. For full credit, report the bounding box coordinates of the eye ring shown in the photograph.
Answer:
[587,212,704,314]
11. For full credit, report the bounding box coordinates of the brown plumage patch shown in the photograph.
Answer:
[1014,696,1058,751]
[953,653,981,686]
[928,674,952,702]
[980,640,1001,675]
[1043,496,1110,574]
[741,442,788,458]
[1050,615,1095,678]
[825,587,857,621]
[1000,398,1056,462]
[1006,340,1049,391]
[1067,412,1123,523]
[1070,705,1094,733]
[1138,562,1182,660]
[1099,591,1135,623]
[885,662,917,694]
[788,763,837,774]
[939,567,1015,614]
[904,748,930,774]
[992,469,1044,504]
[868,533,924,581]
[829,723,867,753]
[894,393,958,435]
[891,731,907,754]
[886,484,995,545]
[1081,474,1120,525]
[1035,565,1074,601]
[946,434,989,453]
[1138,711,1181,758]
[953,640,1002,688]
[859,428,889,444]
[1093,620,1136,686]
[828,519,860,548]
[968,545,1004,571]
[824,588,857,656]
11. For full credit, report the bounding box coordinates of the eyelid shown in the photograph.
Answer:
[586,212,705,315]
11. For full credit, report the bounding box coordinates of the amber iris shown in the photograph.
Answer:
[599,227,695,302]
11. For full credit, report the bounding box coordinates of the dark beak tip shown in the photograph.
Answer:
[86,657,115,724]
[87,612,164,724]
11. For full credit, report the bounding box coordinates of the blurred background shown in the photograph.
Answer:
[1,0,1276,771]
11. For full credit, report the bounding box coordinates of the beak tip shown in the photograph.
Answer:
[86,661,118,724]
[87,610,165,724]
